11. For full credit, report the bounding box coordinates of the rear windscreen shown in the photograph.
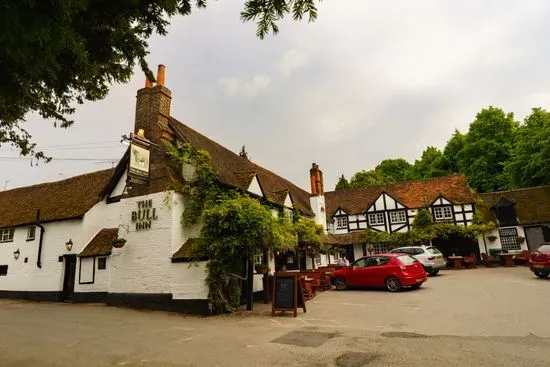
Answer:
[398,255,418,265]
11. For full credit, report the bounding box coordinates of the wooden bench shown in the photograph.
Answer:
[299,271,322,290]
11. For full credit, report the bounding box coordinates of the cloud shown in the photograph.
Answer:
[218,74,271,98]
[278,49,308,76]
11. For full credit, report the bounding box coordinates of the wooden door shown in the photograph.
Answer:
[62,255,77,301]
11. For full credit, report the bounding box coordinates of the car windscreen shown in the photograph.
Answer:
[426,247,442,255]
[398,255,418,265]
[537,244,550,252]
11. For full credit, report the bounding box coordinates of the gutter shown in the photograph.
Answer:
[36,209,45,268]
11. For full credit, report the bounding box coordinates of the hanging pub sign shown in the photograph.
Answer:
[128,129,154,185]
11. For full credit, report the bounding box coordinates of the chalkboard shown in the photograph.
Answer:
[272,273,306,317]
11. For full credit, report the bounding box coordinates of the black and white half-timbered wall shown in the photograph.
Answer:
[324,175,477,260]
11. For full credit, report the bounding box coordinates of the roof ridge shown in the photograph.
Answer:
[326,174,467,195]
[1,168,115,194]
[169,117,311,197]
[480,185,550,195]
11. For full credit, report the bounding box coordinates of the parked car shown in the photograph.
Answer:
[389,245,446,276]
[331,253,427,292]
[529,243,550,279]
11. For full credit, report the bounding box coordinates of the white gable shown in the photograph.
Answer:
[283,193,293,208]
[433,196,452,206]
[334,208,347,216]
[247,175,264,197]
[367,192,404,212]
[109,171,127,198]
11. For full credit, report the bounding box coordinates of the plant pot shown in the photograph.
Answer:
[112,240,126,248]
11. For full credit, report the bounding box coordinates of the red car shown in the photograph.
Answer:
[331,253,427,292]
[529,243,550,279]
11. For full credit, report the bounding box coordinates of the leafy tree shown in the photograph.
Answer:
[1,0,320,159]
[197,194,296,313]
[504,108,550,188]
[375,158,412,183]
[294,218,326,268]
[335,174,351,190]
[460,107,518,192]
[441,130,465,173]
[349,170,384,188]
[408,146,447,180]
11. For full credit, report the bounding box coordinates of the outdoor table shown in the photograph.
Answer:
[497,253,516,267]
[448,256,464,270]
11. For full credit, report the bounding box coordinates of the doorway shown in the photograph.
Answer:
[62,255,77,301]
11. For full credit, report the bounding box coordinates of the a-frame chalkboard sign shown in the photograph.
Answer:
[272,273,306,317]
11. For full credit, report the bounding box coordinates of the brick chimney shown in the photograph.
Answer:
[310,163,324,195]
[134,64,172,145]
[309,163,327,230]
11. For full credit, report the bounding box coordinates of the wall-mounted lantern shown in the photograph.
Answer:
[65,239,73,252]
[13,249,20,260]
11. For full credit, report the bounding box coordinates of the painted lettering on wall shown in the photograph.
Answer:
[131,199,158,231]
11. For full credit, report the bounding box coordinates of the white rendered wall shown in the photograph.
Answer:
[109,191,173,294]
[310,195,327,230]
[477,226,528,255]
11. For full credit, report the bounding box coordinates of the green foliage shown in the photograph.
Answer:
[412,209,433,229]
[335,175,351,190]
[364,229,390,244]
[504,108,550,188]
[408,147,447,180]
[1,0,320,159]
[460,107,518,192]
[294,218,326,258]
[349,170,384,187]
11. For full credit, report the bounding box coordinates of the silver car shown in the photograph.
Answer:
[390,245,446,276]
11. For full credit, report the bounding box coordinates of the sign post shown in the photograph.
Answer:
[272,273,306,317]
[127,129,156,185]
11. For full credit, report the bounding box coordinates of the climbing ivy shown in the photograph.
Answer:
[166,142,301,313]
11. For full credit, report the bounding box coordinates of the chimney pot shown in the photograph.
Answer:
[157,64,166,86]
[145,76,153,88]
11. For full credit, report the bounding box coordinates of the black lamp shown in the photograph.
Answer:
[13,249,20,260]
[65,239,73,251]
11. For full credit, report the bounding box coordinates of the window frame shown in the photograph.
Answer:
[0,228,15,243]
[389,210,406,224]
[368,213,385,226]
[336,216,348,229]
[97,257,107,270]
[433,206,453,221]
[27,226,36,241]
[499,227,521,251]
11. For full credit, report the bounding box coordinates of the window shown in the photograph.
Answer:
[314,254,322,266]
[433,206,453,220]
[537,244,550,252]
[397,255,418,265]
[353,258,368,268]
[365,256,390,267]
[27,226,36,241]
[368,213,385,226]
[0,228,14,243]
[97,258,107,270]
[391,247,410,254]
[427,247,442,255]
[0,265,7,276]
[389,210,406,224]
[499,227,520,251]
[336,216,348,229]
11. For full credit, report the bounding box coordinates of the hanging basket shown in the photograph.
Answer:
[487,235,498,242]
[112,238,127,248]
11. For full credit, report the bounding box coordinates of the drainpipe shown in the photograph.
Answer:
[36,209,45,268]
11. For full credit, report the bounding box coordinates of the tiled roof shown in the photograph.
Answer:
[0,169,115,229]
[169,118,314,216]
[324,232,366,246]
[78,228,118,257]
[325,175,475,217]
[171,238,208,261]
[479,185,550,225]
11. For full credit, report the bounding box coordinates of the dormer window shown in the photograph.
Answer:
[0,228,14,243]
[368,213,385,226]
[336,216,348,229]
[491,197,517,227]
[433,206,453,221]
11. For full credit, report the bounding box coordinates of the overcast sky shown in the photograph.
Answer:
[3,0,550,192]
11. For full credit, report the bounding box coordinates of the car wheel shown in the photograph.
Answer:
[385,276,402,292]
[534,271,550,279]
[410,283,422,290]
[334,277,347,291]
[428,269,439,276]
